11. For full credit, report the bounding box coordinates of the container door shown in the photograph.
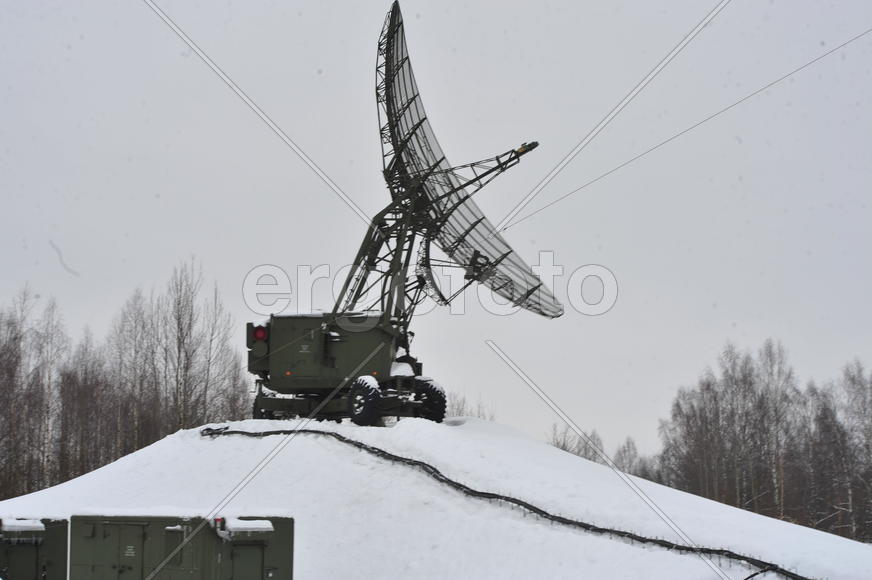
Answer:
[2,543,38,580]
[231,544,264,579]
[291,324,319,377]
[116,524,144,580]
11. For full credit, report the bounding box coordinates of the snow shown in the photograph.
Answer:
[1,418,870,579]
[1,518,44,532]
[416,376,444,394]
[390,361,415,376]
[355,374,380,393]
[225,518,274,533]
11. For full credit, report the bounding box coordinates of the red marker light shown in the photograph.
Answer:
[253,326,268,341]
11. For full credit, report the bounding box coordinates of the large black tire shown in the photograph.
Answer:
[348,377,382,426]
[414,378,446,423]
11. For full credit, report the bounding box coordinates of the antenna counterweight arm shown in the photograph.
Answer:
[423,141,539,205]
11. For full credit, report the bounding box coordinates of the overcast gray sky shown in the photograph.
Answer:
[2,1,870,453]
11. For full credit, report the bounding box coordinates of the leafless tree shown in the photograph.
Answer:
[106,287,162,454]
[0,260,249,501]
[655,340,872,540]
[614,437,640,473]
[549,423,606,464]
[446,391,496,420]
[155,260,204,430]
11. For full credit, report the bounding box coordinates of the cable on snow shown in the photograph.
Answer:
[200,426,812,580]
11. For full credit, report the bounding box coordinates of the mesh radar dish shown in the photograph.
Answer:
[247,1,563,426]
[376,3,564,319]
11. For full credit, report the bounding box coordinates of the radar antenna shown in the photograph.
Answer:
[333,1,563,348]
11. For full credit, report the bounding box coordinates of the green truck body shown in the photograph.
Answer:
[247,313,446,424]
[249,313,397,394]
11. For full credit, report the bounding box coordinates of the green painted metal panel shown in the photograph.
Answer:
[118,524,144,579]
[231,544,263,578]
[266,313,394,394]
[0,518,67,580]
[67,516,293,580]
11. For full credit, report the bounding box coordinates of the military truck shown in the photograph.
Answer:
[248,313,445,425]
[246,3,562,425]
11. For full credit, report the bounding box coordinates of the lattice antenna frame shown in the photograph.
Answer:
[332,1,563,341]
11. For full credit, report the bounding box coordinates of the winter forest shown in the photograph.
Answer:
[553,339,872,543]
[2,264,871,544]
[0,261,249,502]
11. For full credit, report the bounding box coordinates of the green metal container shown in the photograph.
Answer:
[70,515,293,580]
[249,313,396,393]
[0,518,67,580]
[3,514,293,579]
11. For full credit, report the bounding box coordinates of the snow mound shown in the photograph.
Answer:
[1,418,870,579]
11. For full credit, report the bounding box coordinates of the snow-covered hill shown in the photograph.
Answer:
[1,418,870,579]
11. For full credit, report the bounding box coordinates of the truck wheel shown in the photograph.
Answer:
[414,378,446,423]
[348,377,382,426]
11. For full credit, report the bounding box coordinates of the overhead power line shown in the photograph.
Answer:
[503,25,872,231]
